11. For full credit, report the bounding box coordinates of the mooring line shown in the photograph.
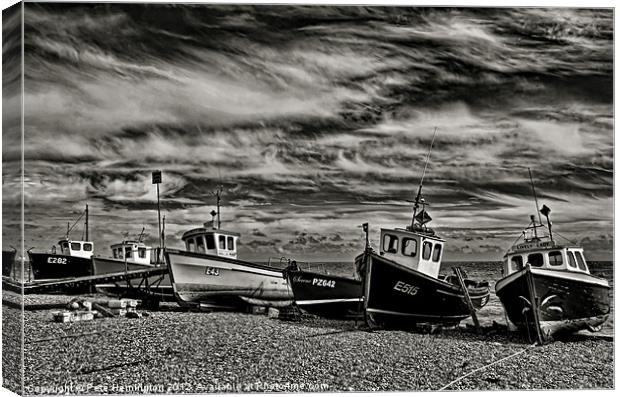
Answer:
[438,342,538,391]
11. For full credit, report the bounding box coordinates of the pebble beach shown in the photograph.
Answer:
[2,290,614,394]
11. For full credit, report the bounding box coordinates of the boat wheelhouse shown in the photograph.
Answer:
[110,240,153,265]
[56,238,95,259]
[181,225,239,260]
[378,226,444,278]
[503,236,591,277]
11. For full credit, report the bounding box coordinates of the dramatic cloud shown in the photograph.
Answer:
[2,5,613,261]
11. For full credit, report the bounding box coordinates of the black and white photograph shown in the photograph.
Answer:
[1,0,615,394]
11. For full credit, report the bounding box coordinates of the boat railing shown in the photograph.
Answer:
[266,256,323,272]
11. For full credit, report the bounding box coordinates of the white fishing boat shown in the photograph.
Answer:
[92,229,172,300]
[165,188,293,309]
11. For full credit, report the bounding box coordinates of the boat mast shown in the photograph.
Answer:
[528,168,543,226]
[216,186,222,229]
[410,127,438,230]
[527,168,544,240]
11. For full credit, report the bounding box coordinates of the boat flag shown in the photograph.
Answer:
[540,204,551,217]
[362,223,368,233]
[415,209,432,225]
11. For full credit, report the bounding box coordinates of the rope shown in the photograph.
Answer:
[438,343,537,390]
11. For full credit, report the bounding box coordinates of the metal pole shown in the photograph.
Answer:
[85,203,89,241]
[157,183,161,263]
[216,187,221,229]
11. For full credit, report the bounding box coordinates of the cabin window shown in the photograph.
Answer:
[124,247,132,258]
[382,234,399,254]
[576,251,587,271]
[511,255,523,271]
[422,241,432,260]
[219,235,226,250]
[60,242,69,254]
[432,244,442,262]
[113,249,118,259]
[83,243,93,252]
[71,242,81,251]
[206,234,216,250]
[402,238,417,257]
[548,251,563,266]
[187,238,196,252]
[138,248,146,258]
[228,237,234,251]
[527,253,544,267]
[568,251,577,268]
[196,237,205,252]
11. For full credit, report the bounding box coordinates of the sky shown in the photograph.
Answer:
[2,3,613,262]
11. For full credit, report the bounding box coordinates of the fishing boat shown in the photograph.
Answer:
[357,130,490,328]
[92,228,172,300]
[27,204,94,280]
[2,248,16,278]
[495,171,611,343]
[284,262,363,319]
[165,187,293,309]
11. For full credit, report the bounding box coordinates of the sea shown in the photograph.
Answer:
[297,261,615,335]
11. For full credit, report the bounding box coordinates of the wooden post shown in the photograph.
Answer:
[453,267,481,334]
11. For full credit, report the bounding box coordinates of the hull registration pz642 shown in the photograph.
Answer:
[393,281,419,296]
[312,278,336,288]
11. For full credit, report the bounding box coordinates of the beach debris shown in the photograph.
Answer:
[126,311,142,319]
[267,308,279,318]
[92,302,115,318]
[53,299,98,322]
[249,305,267,315]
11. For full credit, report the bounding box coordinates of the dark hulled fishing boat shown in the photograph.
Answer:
[285,265,363,319]
[495,172,610,342]
[358,227,490,328]
[28,205,94,281]
[357,129,490,328]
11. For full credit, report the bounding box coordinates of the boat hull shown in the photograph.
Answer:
[92,257,173,301]
[28,252,93,280]
[286,269,363,319]
[360,252,490,327]
[495,267,610,341]
[165,249,293,308]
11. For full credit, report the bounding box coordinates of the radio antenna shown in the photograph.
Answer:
[411,127,438,229]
